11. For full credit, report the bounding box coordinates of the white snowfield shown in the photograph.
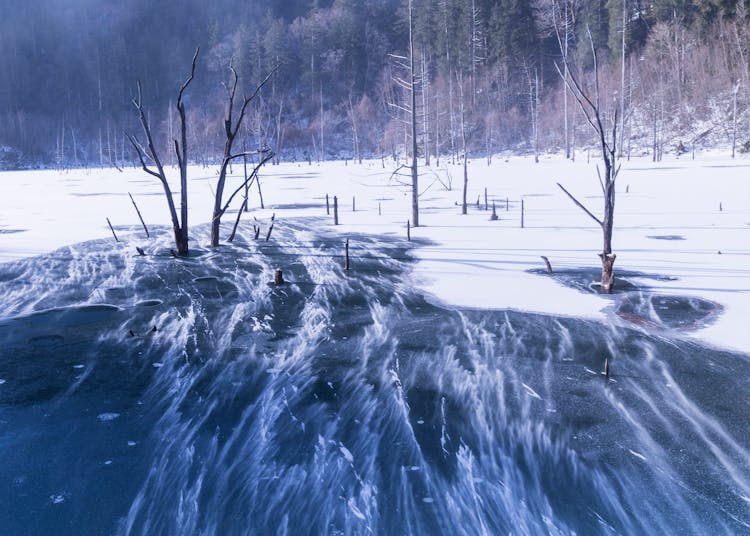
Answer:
[0,152,748,354]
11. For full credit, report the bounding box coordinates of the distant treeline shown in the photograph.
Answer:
[2,0,750,168]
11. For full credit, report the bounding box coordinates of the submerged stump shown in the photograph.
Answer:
[599,253,616,293]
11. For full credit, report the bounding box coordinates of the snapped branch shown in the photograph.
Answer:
[557,182,603,228]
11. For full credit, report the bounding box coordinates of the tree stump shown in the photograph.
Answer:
[599,253,616,293]
[490,202,498,221]
[274,269,285,285]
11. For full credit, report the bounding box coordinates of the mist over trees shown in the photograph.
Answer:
[2,0,750,169]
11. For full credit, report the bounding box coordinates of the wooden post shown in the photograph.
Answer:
[719,202,723,212]
[521,199,525,228]
[506,197,509,212]
[128,193,150,238]
[274,269,284,285]
[407,220,411,241]
[490,201,498,221]
[378,202,381,216]
[352,196,356,212]
[345,239,350,271]
[334,196,339,225]
[253,225,260,240]
[106,218,119,242]
[484,187,488,210]
[326,194,330,215]
[265,223,274,241]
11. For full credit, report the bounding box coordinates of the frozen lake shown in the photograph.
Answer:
[0,155,749,533]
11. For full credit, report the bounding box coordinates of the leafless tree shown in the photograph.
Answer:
[210,65,275,247]
[126,48,198,256]
[552,3,619,292]
[387,0,420,226]
[408,0,419,226]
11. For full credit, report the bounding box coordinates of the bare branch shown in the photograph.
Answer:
[219,151,275,216]
[228,149,268,161]
[231,67,278,140]
[557,182,603,227]
[125,131,161,180]
[596,165,605,194]
[553,61,598,133]
[177,47,199,108]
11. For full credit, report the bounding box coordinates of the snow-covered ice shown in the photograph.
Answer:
[0,151,747,353]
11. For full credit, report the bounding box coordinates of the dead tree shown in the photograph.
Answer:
[210,65,275,247]
[387,0,420,227]
[216,152,275,242]
[459,70,469,215]
[126,48,198,256]
[553,8,620,292]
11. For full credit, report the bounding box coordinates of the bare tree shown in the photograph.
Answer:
[458,70,469,215]
[552,5,620,292]
[210,65,275,247]
[387,0,420,226]
[408,0,419,226]
[126,48,198,256]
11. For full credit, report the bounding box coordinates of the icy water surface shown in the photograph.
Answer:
[0,222,749,535]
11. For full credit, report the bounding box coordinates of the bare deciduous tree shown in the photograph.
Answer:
[552,4,620,292]
[126,48,198,256]
[210,65,275,247]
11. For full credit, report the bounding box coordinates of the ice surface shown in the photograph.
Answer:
[1,152,747,353]
[0,216,747,534]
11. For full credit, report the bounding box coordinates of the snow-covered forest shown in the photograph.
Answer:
[3,0,750,168]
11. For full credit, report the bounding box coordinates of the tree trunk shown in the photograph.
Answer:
[599,253,616,293]
[409,0,419,227]
[462,152,468,214]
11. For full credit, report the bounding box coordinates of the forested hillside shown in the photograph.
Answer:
[1,0,749,168]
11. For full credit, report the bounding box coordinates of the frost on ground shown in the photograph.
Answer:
[0,151,746,353]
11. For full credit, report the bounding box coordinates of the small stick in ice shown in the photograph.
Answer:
[128,192,150,238]
[541,255,552,273]
[106,218,119,242]
[604,358,610,380]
